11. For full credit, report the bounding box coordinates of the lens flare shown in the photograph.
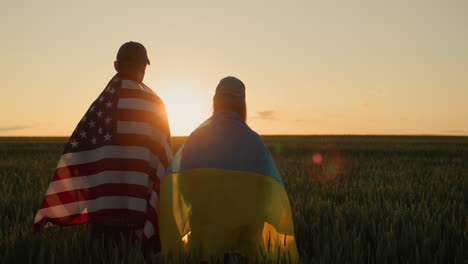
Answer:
[306,143,347,182]
[312,153,323,164]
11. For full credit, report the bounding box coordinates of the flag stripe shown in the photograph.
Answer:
[117,120,167,143]
[46,171,150,195]
[119,89,162,105]
[116,134,169,169]
[121,80,159,97]
[35,196,147,223]
[53,158,156,181]
[121,80,144,90]
[56,146,161,169]
[149,190,158,209]
[117,109,169,133]
[143,222,155,239]
[146,201,158,226]
[118,98,162,114]
[143,190,159,239]
[41,184,149,207]
[117,121,171,161]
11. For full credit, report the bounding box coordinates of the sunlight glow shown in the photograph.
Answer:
[159,82,210,136]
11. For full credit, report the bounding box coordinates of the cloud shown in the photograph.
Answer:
[253,110,276,120]
[0,125,35,132]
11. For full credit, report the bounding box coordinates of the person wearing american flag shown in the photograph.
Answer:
[34,42,172,247]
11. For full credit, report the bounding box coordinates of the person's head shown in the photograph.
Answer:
[213,76,247,122]
[114,41,150,83]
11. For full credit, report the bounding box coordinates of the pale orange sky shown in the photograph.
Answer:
[1,0,467,136]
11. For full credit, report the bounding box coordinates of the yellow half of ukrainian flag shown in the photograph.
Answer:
[160,168,298,262]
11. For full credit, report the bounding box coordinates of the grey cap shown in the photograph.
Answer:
[116,41,150,65]
[214,77,245,103]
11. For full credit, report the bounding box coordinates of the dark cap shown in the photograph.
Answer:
[116,41,150,65]
[215,76,245,100]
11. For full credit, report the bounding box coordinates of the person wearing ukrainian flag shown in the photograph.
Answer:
[159,76,298,262]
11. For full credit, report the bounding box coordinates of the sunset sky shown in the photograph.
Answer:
[1,0,467,136]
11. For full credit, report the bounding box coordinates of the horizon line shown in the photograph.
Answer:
[1,134,467,138]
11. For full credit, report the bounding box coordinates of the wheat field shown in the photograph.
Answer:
[0,136,466,263]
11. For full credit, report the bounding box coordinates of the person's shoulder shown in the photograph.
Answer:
[243,125,270,152]
[243,122,262,140]
[140,82,166,104]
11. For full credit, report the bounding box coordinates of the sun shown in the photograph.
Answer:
[159,83,210,136]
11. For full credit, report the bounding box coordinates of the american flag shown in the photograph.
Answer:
[34,75,171,241]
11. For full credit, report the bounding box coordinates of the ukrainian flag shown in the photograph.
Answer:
[159,110,298,262]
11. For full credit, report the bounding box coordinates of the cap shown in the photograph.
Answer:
[116,41,150,65]
[214,77,245,103]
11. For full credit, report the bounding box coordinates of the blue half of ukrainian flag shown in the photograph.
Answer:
[160,110,298,262]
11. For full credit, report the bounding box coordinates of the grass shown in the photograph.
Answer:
[0,136,466,263]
